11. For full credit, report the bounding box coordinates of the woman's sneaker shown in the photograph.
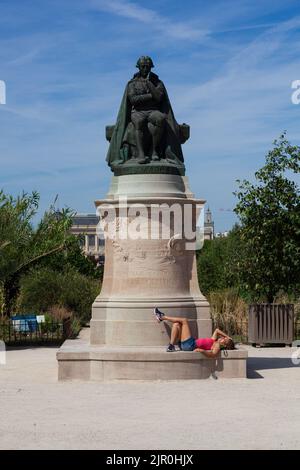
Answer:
[153,307,165,322]
[166,343,175,352]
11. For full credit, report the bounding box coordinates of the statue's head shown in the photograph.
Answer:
[136,56,154,78]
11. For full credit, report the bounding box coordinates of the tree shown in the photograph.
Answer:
[36,235,103,280]
[0,190,74,315]
[234,133,300,302]
[197,237,228,295]
[197,225,244,296]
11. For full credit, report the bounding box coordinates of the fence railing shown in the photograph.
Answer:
[0,317,72,345]
[248,303,294,345]
[212,318,300,344]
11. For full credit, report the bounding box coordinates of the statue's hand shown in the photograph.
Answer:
[146,80,160,101]
[146,79,155,91]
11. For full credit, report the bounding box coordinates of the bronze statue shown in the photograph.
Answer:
[128,56,166,163]
[106,56,189,175]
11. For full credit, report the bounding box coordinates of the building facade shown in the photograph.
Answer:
[70,214,105,264]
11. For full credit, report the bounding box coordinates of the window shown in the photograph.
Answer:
[88,235,95,247]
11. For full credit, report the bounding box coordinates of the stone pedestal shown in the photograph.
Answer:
[57,174,248,380]
[57,341,248,381]
[91,174,211,346]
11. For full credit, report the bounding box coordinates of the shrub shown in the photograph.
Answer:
[208,288,248,339]
[59,269,99,323]
[69,316,82,338]
[18,267,100,325]
[47,305,73,321]
[17,269,63,313]
[197,225,245,298]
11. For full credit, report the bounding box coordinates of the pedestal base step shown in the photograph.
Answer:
[57,340,248,381]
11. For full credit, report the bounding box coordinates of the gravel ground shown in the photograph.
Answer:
[0,332,300,450]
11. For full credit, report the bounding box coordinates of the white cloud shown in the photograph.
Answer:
[168,16,300,158]
[90,0,209,40]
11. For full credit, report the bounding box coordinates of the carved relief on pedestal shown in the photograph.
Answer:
[167,234,186,257]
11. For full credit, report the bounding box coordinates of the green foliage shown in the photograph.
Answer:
[197,225,244,297]
[0,191,74,281]
[37,235,103,280]
[198,133,300,312]
[208,288,248,340]
[18,267,100,324]
[234,133,300,302]
[0,190,75,315]
[57,269,99,323]
[0,190,39,282]
[69,316,82,338]
[197,238,226,294]
[17,268,62,313]
[40,318,61,335]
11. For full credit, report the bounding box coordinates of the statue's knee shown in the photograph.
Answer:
[150,112,165,127]
[131,113,146,130]
[132,119,144,130]
[147,121,155,131]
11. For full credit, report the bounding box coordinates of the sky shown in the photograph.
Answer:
[0,0,300,232]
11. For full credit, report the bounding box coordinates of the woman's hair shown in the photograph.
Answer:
[226,338,235,350]
[220,338,235,350]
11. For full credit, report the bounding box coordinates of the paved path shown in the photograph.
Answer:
[0,332,300,449]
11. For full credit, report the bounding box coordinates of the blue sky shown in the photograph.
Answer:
[0,0,300,231]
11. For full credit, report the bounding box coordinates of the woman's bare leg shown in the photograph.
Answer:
[163,316,192,342]
[170,322,181,345]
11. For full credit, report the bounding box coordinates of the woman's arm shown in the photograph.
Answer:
[194,343,221,358]
[212,328,230,340]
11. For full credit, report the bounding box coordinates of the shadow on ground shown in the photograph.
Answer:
[247,356,298,379]
[6,344,61,351]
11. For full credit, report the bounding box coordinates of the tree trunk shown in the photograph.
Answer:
[3,275,20,317]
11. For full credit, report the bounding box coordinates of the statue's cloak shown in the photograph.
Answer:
[106,72,184,167]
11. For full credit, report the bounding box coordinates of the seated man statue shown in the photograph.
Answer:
[128,56,166,163]
[106,56,188,169]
